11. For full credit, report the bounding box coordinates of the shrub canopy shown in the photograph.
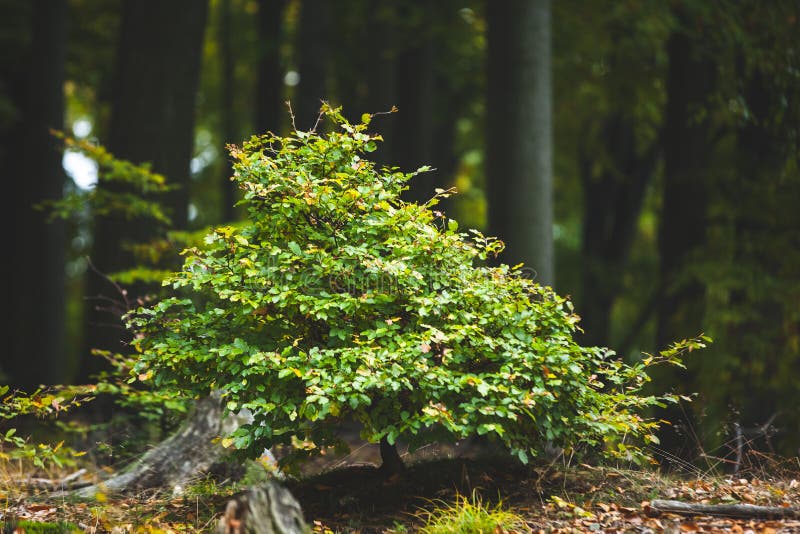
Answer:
[129,106,689,465]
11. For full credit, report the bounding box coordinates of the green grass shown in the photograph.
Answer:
[415,492,530,534]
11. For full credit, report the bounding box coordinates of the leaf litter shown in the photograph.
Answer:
[4,453,800,532]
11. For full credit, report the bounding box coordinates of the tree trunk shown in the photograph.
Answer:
[218,0,237,222]
[80,0,208,382]
[73,394,241,497]
[654,9,717,464]
[657,17,715,350]
[578,114,657,347]
[486,0,554,287]
[394,3,436,205]
[293,0,329,130]
[378,437,405,476]
[362,3,397,168]
[255,0,288,136]
[718,65,792,450]
[6,0,68,388]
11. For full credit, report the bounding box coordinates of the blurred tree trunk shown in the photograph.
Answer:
[394,9,435,205]
[394,2,463,211]
[487,0,554,287]
[428,79,462,217]
[255,0,288,136]
[293,0,329,131]
[656,23,715,350]
[219,0,236,221]
[578,114,658,347]
[222,0,288,222]
[722,65,791,440]
[80,0,208,381]
[654,12,716,463]
[5,0,68,388]
[363,3,397,167]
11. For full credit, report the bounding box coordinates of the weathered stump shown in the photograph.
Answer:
[217,481,308,534]
[72,393,243,497]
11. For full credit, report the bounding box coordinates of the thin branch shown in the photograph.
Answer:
[310,100,326,133]
[733,422,743,474]
[368,105,398,119]
[85,256,132,311]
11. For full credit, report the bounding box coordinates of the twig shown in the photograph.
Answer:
[732,412,780,472]
[369,105,398,119]
[733,422,743,474]
[286,101,297,132]
[85,256,132,311]
[310,100,326,133]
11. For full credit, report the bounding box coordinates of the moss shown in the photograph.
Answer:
[1,520,82,534]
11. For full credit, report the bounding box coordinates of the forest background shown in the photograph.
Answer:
[1,0,799,467]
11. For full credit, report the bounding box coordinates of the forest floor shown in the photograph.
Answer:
[3,443,800,533]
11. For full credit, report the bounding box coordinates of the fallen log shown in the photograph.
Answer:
[217,481,307,534]
[648,499,800,520]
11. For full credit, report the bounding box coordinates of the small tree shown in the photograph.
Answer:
[129,106,691,473]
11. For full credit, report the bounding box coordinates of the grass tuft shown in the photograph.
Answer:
[415,491,530,534]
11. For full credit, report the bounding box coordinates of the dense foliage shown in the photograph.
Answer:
[129,107,692,465]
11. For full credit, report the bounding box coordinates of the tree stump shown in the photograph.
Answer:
[72,393,244,498]
[217,481,308,534]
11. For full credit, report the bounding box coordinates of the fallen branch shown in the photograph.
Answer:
[24,469,90,490]
[648,499,800,520]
